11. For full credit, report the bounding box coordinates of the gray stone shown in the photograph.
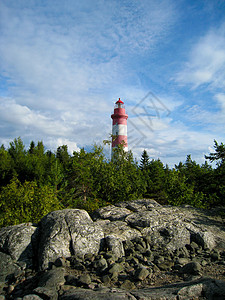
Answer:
[192,231,216,250]
[65,275,77,286]
[54,257,67,267]
[100,221,141,241]
[0,252,20,282]
[93,257,108,272]
[23,295,43,300]
[102,274,111,285]
[157,261,174,271]
[0,223,37,268]
[105,236,125,260]
[38,267,65,290]
[22,295,42,300]
[177,283,204,299]
[78,274,92,286]
[60,287,137,300]
[34,287,58,300]
[134,265,150,281]
[180,261,201,275]
[211,250,220,261]
[91,205,132,221]
[176,257,190,266]
[120,280,136,290]
[108,263,124,275]
[125,211,160,228]
[38,209,104,269]
[116,198,161,211]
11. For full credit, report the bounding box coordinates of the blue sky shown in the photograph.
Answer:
[0,0,225,167]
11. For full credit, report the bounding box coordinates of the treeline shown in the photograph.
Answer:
[0,138,224,227]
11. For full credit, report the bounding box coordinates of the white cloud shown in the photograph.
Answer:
[2,0,222,167]
[0,98,72,137]
[215,93,225,111]
[0,0,177,157]
[47,138,80,154]
[176,24,225,89]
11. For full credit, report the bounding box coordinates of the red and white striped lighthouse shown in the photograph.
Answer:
[111,98,128,154]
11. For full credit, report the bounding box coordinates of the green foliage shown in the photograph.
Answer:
[139,150,150,170]
[0,138,224,228]
[165,170,206,208]
[0,178,62,227]
[205,140,225,164]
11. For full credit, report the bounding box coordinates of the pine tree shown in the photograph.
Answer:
[140,150,150,170]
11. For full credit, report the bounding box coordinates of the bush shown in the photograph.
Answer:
[0,178,62,227]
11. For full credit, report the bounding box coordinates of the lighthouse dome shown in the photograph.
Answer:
[116,98,124,105]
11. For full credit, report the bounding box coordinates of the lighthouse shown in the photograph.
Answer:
[111,98,128,154]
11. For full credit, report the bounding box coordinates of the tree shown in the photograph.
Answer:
[205,141,225,206]
[8,137,27,182]
[0,145,13,187]
[205,140,225,165]
[56,145,70,171]
[139,150,150,170]
[142,159,167,203]
[165,169,205,208]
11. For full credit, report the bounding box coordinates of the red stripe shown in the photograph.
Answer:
[112,118,127,125]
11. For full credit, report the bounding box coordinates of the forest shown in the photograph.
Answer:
[0,137,224,228]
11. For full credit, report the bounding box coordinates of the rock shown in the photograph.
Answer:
[203,278,225,299]
[38,267,65,290]
[68,257,85,270]
[177,283,204,299]
[60,287,137,300]
[38,209,104,269]
[0,252,21,282]
[210,250,220,261]
[34,286,58,300]
[93,257,108,272]
[23,295,43,300]
[102,275,111,285]
[134,265,151,281]
[192,231,216,250]
[78,274,92,286]
[1,199,225,299]
[54,257,67,267]
[116,198,161,211]
[157,261,174,271]
[0,223,37,268]
[91,205,132,221]
[120,280,136,290]
[132,278,225,300]
[99,221,141,241]
[108,263,124,277]
[105,236,125,260]
[180,261,201,275]
[176,257,190,266]
[125,211,160,228]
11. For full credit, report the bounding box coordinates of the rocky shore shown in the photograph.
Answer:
[0,199,225,299]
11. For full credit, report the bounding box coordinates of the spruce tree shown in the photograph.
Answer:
[140,150,149,170]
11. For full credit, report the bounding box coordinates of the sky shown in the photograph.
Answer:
[0,0,225,167]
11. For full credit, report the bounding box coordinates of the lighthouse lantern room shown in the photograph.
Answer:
[111,98,128,154]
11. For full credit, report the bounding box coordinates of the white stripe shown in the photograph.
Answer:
[112,124,127,136]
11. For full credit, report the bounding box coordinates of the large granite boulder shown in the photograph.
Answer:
[0,223,37,268]
[38,209,104,270]
[95,199,225,253]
